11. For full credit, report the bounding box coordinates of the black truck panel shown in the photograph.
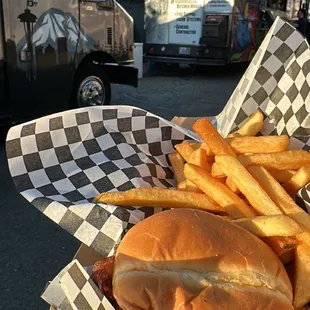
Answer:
[0,0,137,124]
[2,0,77,121]
[0,0,9,120]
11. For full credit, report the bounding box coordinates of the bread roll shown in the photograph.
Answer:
[113,209,293,310]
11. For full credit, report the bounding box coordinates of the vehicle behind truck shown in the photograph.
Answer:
[144,0,274,66]
[0,0,138,125]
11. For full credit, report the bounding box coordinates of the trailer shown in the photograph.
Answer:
[144,0,274,66]
[0,0,138,125]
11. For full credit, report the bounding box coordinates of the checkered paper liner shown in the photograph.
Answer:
[5,17,310,310]
[217,17,310,212]
[41,260,114,310]
[6,105,199,258]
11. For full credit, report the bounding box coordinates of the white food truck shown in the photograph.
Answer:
[144,0,274,65]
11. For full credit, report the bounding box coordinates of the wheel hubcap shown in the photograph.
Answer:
[77,76,105,107]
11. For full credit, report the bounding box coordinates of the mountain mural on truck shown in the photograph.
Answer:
[19,8,96,54]
[16,8,97,81]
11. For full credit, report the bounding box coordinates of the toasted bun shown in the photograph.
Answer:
[113,209,293,310]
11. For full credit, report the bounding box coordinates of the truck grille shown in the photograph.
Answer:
[107,27,112,45]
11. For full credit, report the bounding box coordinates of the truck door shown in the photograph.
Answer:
[79,0,115,57]
[3,0,79,122]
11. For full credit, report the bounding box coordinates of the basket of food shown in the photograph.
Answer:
[6,17,310,309]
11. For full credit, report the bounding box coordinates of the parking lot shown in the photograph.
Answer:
[111,65,245,120]
[0,64,245,309]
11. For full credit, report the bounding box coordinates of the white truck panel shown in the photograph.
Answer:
[168,0,204,45]
[145,0,235,46]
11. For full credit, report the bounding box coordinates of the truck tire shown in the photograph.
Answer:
[71,64,111,108]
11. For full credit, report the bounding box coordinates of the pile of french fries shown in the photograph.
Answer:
[94,110,310,309]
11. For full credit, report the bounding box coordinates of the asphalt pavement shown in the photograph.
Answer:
[0,64,245,309]
[111,64,245,120]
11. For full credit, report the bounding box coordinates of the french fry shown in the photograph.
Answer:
[202,135,289,156]
[248,166,310,233]
[188,142,201,150]
[206,155,215,163]
[200,142,213,156]
[294,232,310,308]
[217,177,227,184]
[226,136,289,155]
[193,119,236,156]
[188,148,211,172]
[233,215,302,237]
[239,150,310,170]
[228,110,264,137]
[282,165,310,198]
[94,188,225,214]
[193,119,240,189]
[186,148,210,193]
[279,249,294,265]
[177,180,187,191]
[215,155,282,215]
[175,141,195,162]
[225,178,240,195]
[168,151,185,185]
[261,236,297,257]
[184,163,257,219]
[239,194,250,206]
[267,169,296,184]
[211,163,226,178]
[192,135,289,156]
[186,180,203,193]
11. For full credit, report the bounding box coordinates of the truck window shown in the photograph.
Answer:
[84,0,114,10]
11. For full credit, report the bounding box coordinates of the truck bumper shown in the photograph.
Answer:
[144,55,227,66]
[144,44,229,66]
[104,63,138,88]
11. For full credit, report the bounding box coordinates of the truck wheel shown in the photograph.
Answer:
[71,64,111,107]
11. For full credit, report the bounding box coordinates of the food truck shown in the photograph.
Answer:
[144,0,274,66]
[0,0,138,125]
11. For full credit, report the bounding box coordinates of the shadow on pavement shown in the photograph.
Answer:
[0,126,9,147]
[145,62,248,78]
[0,127,80,310]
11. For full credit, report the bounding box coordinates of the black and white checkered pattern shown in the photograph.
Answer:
[41,281,74,310]
[6,106,197,257]
[42,260,115,310]
[216,17,310,211]
[217,17,310,138]
[60,260,114,310]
